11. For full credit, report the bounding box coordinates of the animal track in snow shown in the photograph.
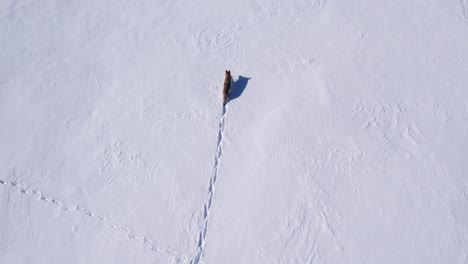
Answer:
[99,141,155,190]
[259,136,352,263]
[0,179,187,262]
[269,55,316,78]
[249,0,326,20]
[460,0,468,22]
[0,0,40,19]
[350,100,424,161]
[436,0,468,25]
[187,25,241,59]
[269,201,339,263]
[189,105,227,264]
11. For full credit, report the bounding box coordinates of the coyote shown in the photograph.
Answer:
[222,70,231,105]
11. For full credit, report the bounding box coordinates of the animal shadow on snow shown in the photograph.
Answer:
[230,76,251,101]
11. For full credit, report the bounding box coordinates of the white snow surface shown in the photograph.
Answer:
[1,0,468,263]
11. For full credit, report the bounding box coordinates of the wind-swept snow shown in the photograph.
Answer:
[1,0,468,263]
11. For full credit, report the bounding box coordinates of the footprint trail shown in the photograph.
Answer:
[190,105,227,264]
[0,179,186,262]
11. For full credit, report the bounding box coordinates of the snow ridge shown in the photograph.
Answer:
[190,105,227,264]
[0,179,186,262]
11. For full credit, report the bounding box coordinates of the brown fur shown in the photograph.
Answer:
[222,70,231,105]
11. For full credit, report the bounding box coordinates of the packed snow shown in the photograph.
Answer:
[1,0,468,263]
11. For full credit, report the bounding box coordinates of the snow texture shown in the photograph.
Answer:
[1,0,468,263]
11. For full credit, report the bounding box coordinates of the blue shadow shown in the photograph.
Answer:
[229,76,251,101]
